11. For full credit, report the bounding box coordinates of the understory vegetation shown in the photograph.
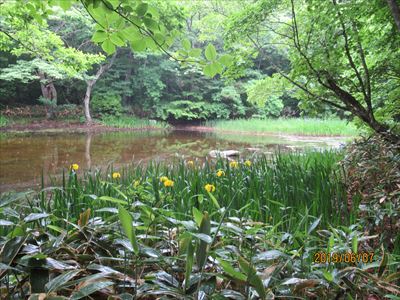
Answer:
[1,139,399,299]
[206,118,360,136]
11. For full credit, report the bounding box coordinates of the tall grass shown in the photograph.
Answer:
[206,118,360,136]
[100,115,169,129]
[1,151,398,299]
[1,151,349,233]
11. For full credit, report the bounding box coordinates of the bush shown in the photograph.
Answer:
[259,95,284,117]
[213,86,245,118]
[341,135,400,252]
[0,115,9,127]
[91,93,123,116]
[157,100,229,121]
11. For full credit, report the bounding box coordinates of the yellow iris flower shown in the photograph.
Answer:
[216,170,225,177]
[244,160,252,167]
[164,179,174,187]
[133,180,140,188]
[112,172,121,179]
[160,176,169,182]
[229,161,238,168]
[70,163,79,171]
[187,160,194,166]
[204,184,216,193]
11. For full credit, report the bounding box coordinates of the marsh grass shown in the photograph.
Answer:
[99,115,169,129]
[0,151,398,299]
[206,118,360,136]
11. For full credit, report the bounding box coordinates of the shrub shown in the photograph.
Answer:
[157,100,229,121]
[213,86,245,118]
[341,135,400,252]
[91,93,123,116]
[0,115,9,127]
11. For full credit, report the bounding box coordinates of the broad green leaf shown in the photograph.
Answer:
[0,236,26,278]
[70,280,113,300]
[130,39,146,52]
[308,215,321,234]
[91,31,108,43]
[121,26,142,41]
[196,211,211,269]
[219,54,233,67]
[24,213,50,222]
[101,39,116,55]
[136,2,148,16]
[205,43,217,61]
[110,32,125,46]
[118,205,139,255]
[143,17,159,32]
[218,259,247,281]
[323,270,333,282]
[192,207,203,227]
[46,270,81,293]
[57,0,73,10]
[207,191,220,209]
[204,64,216,78]
[352,236,358,254]
[182,38,191,50]
[189,48,202,58]
[238,257,266,299]
[98,196,127,205]
[184,241,194,291]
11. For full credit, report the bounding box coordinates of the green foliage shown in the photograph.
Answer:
[37,96,56,108]
[91,93,123,116]
[0,115,9,127]
[0,152,399,298]
[157,100,229,121]
[212,85,245,118]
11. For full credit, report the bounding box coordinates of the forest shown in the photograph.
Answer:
[0,0,399,299]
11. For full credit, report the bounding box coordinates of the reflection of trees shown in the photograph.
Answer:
[85,132,93,169]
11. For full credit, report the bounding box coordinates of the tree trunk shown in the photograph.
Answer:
[387,0,400,33]
[38,71,57,119]
[83,52,117,125]
[83,81,94,124]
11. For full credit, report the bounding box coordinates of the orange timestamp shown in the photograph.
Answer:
[313,252,374,264]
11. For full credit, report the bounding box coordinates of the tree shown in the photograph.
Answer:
[225,0,400,141]
[0,1,104,118]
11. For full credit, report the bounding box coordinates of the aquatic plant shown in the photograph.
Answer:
[0,152,398,298]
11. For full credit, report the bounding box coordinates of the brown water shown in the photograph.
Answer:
[0,130,346,192]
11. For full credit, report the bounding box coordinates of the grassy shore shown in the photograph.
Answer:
[1,152,398,298]
[99,115,169,129]
[206,118,360,136]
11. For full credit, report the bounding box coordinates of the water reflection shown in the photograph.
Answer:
[0,130,347,192]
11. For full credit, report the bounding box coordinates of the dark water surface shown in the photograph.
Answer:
[0,130,346,192]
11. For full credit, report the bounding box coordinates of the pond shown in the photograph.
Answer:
[0,129,347,192]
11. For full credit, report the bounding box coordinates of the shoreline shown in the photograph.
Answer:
[1,121,357,137]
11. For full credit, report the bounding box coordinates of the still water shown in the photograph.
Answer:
[0,129,346,192]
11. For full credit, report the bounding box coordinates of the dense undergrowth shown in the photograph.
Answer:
[0,148,399,299]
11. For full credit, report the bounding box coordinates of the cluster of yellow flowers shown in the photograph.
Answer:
[229,161,238,168]
[229,160,252,168]
[204,184,216,193]
[70,163,79,171]
[160,176,174,187]
[112,172,121,179]
[216,170,225,177]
